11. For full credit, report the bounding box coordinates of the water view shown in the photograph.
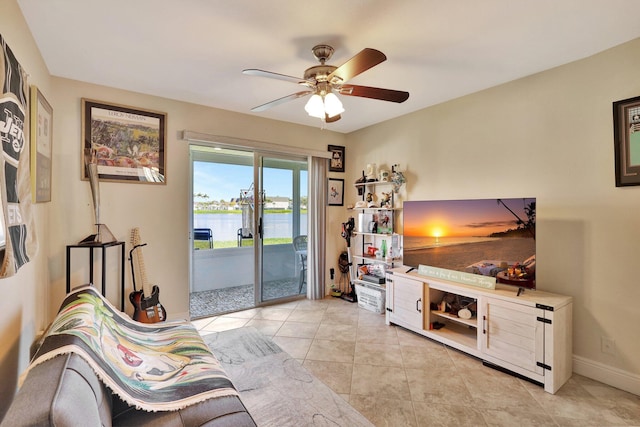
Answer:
[194,212,308,243]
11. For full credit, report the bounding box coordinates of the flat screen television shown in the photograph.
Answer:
[403,197,536,289]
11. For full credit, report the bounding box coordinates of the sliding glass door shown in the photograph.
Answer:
[259,155,308,302]
[189,146,307,318]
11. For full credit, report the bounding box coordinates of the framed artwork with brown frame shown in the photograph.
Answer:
[613,95,640,187]
[30,85,53,202]
[81,99,166,183]
[327,178,344,206]
[328,144,345,172]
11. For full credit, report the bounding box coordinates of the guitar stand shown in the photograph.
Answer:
[129,243,147,293]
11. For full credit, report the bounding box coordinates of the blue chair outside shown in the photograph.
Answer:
[194,228,213,248]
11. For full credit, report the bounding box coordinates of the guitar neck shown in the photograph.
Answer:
[134,248,151,296]
[131,228,152,297]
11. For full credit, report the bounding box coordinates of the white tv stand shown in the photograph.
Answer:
[385,268,572,394]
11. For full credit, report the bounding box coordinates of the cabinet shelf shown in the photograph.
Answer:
[429,321,478,349]
[354,180,392,187]
[431,310,477,328]
[353,279,386,290]
[352,207,400,211]
[353,254,402,265]
[354,231,395,237]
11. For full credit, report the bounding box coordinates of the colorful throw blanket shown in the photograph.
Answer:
[24,285,238,411]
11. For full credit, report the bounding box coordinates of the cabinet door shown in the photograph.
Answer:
[388,275,424,330]
[482,298,544,375]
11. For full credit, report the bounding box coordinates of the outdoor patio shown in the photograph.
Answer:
[190,278,306,318]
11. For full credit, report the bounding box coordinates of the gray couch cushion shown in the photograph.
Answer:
[112,395,256,427]
[1,353,112,427]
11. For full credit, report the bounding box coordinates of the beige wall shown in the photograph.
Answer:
[347,37,640,391]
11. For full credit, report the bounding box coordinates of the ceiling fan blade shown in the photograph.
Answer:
[243,69,313,86]
[325,114,341,123]
[327,48,387,83]
[339,84,409,103]
[250,91,313,112]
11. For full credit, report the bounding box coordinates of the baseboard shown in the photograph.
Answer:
[573,355,640,396]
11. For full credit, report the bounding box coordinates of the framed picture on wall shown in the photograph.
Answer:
[81,99,167,184]
[30,86,53,203]
[328,145,345,172]
[613,95,640,186]
[327,178,344,206]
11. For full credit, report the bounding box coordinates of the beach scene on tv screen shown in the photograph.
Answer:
[403,198,536,283]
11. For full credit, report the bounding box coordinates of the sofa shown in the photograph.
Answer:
[1,286,257,427]
[2,352,256,427]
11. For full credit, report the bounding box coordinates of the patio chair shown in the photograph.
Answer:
[237,228,253,247]
[293,235,308,293]
[194,228,213,248]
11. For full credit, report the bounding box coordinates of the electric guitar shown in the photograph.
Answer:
[129,227,166,323]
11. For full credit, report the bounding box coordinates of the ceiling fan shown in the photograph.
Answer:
[242,44,409,123]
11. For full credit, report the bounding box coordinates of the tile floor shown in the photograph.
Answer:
[192,296,640,427]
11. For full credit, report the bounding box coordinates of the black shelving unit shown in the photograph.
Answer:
[66,241,126,310]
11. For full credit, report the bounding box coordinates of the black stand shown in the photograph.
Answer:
[66,241,125,310]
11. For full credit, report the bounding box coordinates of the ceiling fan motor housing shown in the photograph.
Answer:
[311,44,334,63]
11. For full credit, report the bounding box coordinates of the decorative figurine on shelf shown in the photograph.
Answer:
[380,191,392,208]
[366,192,377,208]
[79,148,116,245]
[390,164,406,193]
[366,163,377,181]
[386,246,394,262]
[379,168,390,182]
[354,200,367,209]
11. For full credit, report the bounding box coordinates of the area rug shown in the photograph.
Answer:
[203,327,373,426]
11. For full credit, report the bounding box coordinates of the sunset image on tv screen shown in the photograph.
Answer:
[403,198,536,287]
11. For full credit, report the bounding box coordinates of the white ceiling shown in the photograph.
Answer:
[17,0,640,134]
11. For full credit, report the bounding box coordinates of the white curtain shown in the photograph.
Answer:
[307,156,326,299]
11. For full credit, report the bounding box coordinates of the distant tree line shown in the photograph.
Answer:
[194,193,307,211]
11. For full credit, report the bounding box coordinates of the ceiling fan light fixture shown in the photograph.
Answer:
[324,92,344,118]
[304,94,325,118]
